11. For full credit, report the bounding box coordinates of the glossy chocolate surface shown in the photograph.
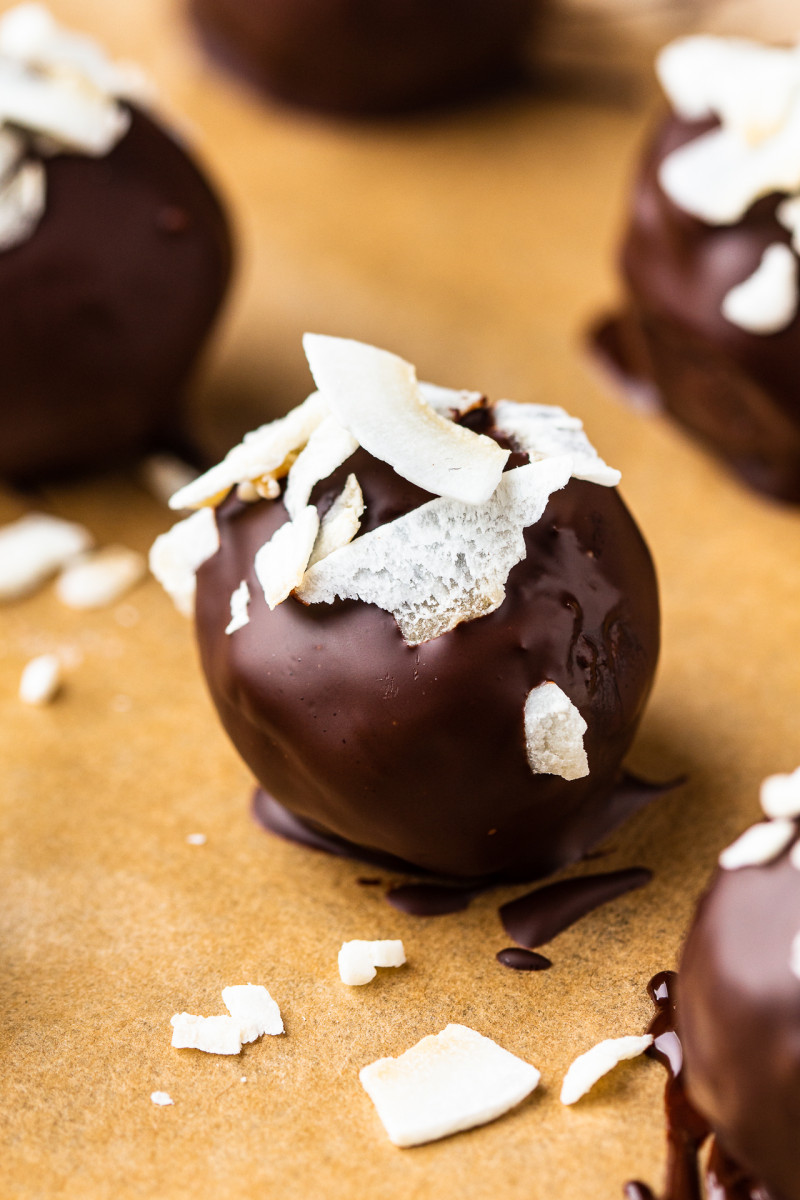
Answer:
[678,845,800,1200]
[189,0,534,116]
[196,412,659,881]
[598,113,800,502]
[0,107,232,482]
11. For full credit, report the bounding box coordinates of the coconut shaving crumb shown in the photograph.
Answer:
[55,545,146,610]
[493,401,620,487]
[186,832,206,845]
[338,939,406,986]
[303,334,509,505]
[150,1091,173,1107]
[359,1024,540,1147]
[560,1035,653,1105]
[760,767,800,819]
[222,984,284,1042]
[524,682,589,781]
[254,506,319,611]
[297,456,572,645]
[149,508,219,617]
[18,652,61,705]
[721,244,798,334]
[225,580,251,634]
[283,415,359,521]
[0,511,93,601]
[171,984,284,1055]
[718,818,796,870]
[308,473,364,567]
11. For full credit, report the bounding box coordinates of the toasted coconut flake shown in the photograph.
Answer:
[149,508,219,617]
[721,244,798,334]
[418,381,484,417]
[524,682,589,781]
[55,545,146,610]
[254,505,319,611]
[222,984,284,1042]
[493,400,620,487]
[307,473,364,567]
[19,652,61,705]
[359,1024,540,1147]
[719,819,796,870]
[225,580,251,634]
[283,415,358,521]
[0,511,93,601]
[338,939,406,986]
[170,1013,242,1055]
[303,334,508,504]
[560,1035,653,1105]
[169,392,329,511]
[0,157,44,250]
[297,457,571,645]
[760,768,800,819]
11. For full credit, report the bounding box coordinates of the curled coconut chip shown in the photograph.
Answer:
[761,767,800,819]
[225,579,251,634]
[721,244,798,334]
[359,1024,540,1148]
[303,333,509,505]
[296,456,573,646]
[283,415,358,521]
[493,400,620,487]
[524,682,589,782]
[560,1035,653,1106]
[338,940,406,986]
[254,505,319,611]
[308,473,364,567]
[148,508,219,618]
[718,818,796,870]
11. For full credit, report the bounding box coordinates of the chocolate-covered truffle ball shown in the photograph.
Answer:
[679,790,800,1200]
[0,6,232,483]
[595,36,800,503]
[154,335,659,883]
[189,0,534,116]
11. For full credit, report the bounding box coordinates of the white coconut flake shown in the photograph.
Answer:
[283,415,358,521]
[149,508,219,617]
[303,334,509,505]
[721,244,798,334]
[150,1091,173,1107]
[169,391,330,511]
[0,58,130,155]
[307,473,364,567]
[790,930,800,980]
[254,505,319,610]
[19,652,61,705]
[359,1024,540,1148]
[222,984,284,1042]
[297,456,572,645]
[560,1035,653,1106]
[225,580,250,634]
[55,545,146,610]
[719,818,796,870]
[338,939,406,986]
[777,195,800,253]
[0,511,93,601]
[760,768,800,819]
[524,682,589,781]
[418,381,484,417]
[0,157,44,250]
[493,400,621,487]
[170,1013,242,1055]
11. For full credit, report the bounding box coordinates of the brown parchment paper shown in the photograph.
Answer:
[3,3,800,1198]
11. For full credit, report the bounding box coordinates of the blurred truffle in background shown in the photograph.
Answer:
[0,4,233,484]
[188,0,537,116]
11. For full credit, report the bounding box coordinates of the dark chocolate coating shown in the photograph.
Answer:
[679,842,800,1200]
[0,107,232,483]
[189,0,534,116]
[195,413,659,881]
[599,112,800,503]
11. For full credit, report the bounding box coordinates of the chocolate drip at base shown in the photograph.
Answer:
[385,883,477,916]
[624,973,767,1200]
[500,867,652,949]
[496,947,552,971]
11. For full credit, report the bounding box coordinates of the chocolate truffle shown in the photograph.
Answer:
[594,35,800,503]
[679,769,800,1200]
[188,0,534,116]
[0,4,232,483]
[152,334,659,882]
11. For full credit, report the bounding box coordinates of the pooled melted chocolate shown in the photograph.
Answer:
[499,867,652,948]
[594,112,800,503]
[0,107,232,482]
[196,411,659,882]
